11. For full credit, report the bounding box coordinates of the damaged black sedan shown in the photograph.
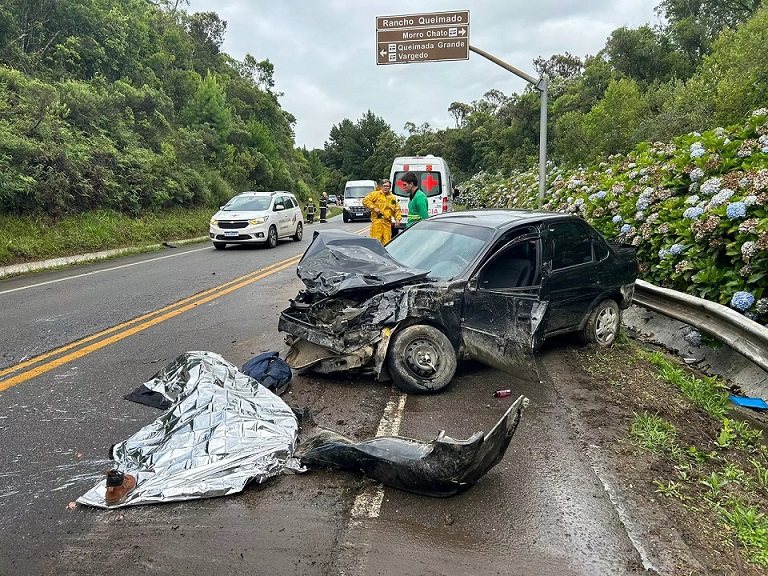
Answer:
[278,210,637,394]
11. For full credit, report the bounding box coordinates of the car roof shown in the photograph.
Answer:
[428,209,575,230]
[236,190,295,197]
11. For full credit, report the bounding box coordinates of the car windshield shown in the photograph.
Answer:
[223,196,271,211]
[345,186,374,198]
[386,220,493,279]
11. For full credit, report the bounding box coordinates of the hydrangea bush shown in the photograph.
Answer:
[460,110,768,325]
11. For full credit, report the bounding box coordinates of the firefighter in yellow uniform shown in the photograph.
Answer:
[363,179,401,244]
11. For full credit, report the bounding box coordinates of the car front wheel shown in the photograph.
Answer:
[386,324,457,394]
[343,214,350,223]
[213,242,226,250]
[293,222,303,241]
[266,225,278,248]
[580,299,621,346]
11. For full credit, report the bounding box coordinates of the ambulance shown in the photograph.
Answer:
[389,155,454,231]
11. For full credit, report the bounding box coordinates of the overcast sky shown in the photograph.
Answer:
[184,0,662,150]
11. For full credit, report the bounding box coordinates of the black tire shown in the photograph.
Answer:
[580,299,621,346]
[266,225,278,248]
[386,325,457,394]
[293,222,303,241]
[213,242,226,250]
[343,214,350,223]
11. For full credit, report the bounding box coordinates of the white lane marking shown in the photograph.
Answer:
[349,392,407,520]
[0,247,211,295]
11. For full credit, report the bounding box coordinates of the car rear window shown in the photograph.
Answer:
[392,171,443,198]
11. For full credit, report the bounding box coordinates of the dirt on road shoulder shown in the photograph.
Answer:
[539,336,768,576]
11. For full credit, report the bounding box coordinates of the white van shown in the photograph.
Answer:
[389,155,454,230]
[342,179,377,222]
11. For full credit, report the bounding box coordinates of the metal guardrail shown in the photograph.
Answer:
[632,279,768,374]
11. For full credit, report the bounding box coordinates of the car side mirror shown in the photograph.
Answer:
[541,261,551,276]
[467,276,479,292]
[274,204,285,211]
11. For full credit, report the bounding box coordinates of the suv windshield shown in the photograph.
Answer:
[224,196,271,211]
[392,171,442,198]
[386,220,493,279]
[345,186,374,199]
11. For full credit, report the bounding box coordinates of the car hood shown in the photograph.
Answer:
[297,230,429,297]
[213,209,270,220]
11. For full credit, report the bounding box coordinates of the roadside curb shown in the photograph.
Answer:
[0,236,209,279]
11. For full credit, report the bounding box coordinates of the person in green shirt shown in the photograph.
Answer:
[402,171,428,228]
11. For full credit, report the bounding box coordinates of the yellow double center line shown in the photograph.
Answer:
[0,255,301,392]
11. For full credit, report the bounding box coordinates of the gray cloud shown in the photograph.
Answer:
[186,0,660,149]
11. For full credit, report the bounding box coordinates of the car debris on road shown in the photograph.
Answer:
[298,395,528,497]
[77,351,530,508]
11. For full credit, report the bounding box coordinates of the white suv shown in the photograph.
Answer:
[210,191,303,249]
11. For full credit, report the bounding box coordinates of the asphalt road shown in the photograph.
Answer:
[0,215,648,575]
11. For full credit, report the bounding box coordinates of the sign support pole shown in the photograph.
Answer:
[469,45,548,209]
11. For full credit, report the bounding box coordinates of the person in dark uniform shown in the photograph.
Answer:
[306,198,316,224]
[319,192,328,223]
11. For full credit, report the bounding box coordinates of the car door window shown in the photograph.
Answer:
[550,222,593,270]
[478,238,539,290]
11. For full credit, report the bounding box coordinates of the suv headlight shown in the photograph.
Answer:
[210,218,218,226]
[249,216,269,224]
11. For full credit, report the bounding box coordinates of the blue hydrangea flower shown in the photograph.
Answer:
[689,168,705,182]
[636,198,650,210]
[596,191,607,199]
[731,291,755,311]
[726,202,747,219]
[612,215,623,224]
[686,195,700,205]
[620,224,632,234]
[669,244,684,255]
[690,148,705,158]
[700,178,722,196]
[710,189,734,207]
[658,248,670,258]
[762,147,768,154]
[683,207,704,219]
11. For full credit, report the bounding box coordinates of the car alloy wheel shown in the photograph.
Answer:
[293,222,303,241]
[267,225,278,248]
[580,299,621,346]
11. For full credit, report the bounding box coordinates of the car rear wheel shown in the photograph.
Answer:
[580,299,621,346]
[293,222,303,241]
[386,325,457,394]
[213,242,226,250]
[266,225,278,248]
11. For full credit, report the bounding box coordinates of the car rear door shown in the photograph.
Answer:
[460,236,543,384]
[540,220,603,332]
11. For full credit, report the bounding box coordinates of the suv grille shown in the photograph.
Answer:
[218,221,249,230]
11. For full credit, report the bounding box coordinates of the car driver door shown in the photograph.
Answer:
[461,236,544,385]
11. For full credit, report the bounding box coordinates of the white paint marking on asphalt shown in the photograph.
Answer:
[340,391,407,576]
[0,247,211,295]
[350,392,407,520]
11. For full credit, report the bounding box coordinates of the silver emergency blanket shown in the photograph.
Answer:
[77,351,299,509]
